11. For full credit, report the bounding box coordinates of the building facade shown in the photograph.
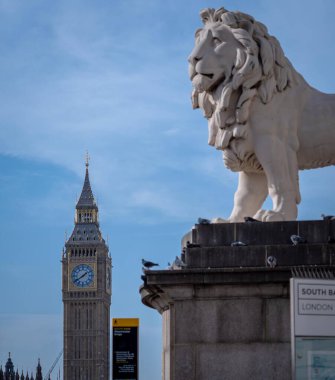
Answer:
[62,161,112,380]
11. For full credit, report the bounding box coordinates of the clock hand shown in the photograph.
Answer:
[75,271,88,282]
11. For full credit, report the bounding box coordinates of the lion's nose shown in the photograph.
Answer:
[188,54,199,66]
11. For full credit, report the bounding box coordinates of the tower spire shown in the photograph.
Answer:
[5,352,14,377]
[70,156,101,233]
[76,155,97,210]
[35,358,42,380]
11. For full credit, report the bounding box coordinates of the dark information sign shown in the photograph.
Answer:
[113,318,139,380]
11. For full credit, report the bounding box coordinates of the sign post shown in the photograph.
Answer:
[291,279,335,380]
[112,318,139,380]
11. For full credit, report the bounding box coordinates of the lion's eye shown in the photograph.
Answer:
[213,37,222,47]
[213,37,221,46]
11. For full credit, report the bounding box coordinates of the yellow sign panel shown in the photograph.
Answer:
[113,318,139,327]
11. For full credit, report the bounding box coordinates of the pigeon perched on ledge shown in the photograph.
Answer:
[322,214,335,221]
[290,235,306,246]
[198,217,211,225]
[244,216,260,223]
[231,241,247,247]
[142,259,159,269]
[267,256,277,268]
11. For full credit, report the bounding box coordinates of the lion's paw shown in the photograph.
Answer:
[253,210,285,222]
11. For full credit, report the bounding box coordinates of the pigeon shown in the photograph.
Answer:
[267,256,277,268]
[231,241,247,247]
[321,214,335,221]
[198,217,211,225]
[142,259,159,269]
[173,256,187,268]
[290,234,306,246]
[244,216,260,223]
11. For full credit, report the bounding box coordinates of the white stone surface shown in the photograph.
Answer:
[189,7,335,222]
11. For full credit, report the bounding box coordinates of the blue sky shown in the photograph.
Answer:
[1,0,335,378]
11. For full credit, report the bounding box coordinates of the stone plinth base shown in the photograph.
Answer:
[140,220,335,380]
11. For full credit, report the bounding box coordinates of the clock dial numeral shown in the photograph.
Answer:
[71,264,94,288]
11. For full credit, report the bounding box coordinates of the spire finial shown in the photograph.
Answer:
[85,151,90,168]
[76,152,97,210]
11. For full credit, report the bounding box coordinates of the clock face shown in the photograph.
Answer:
[71,264,94,288]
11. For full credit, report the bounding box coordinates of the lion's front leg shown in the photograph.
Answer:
[229,171,268,222]
[253,137,299,222]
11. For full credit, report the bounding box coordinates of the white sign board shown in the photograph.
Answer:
[291,279,335,380]
[291,278,335,336]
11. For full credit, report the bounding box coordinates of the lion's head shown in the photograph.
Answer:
[189,7,299,171]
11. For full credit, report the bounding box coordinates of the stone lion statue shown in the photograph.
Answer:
[189,7,335,222]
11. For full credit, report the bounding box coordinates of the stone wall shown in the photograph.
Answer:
[141,220,335,380]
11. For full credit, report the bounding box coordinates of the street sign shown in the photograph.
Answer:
[291,279,335,336]
[291,279,335,380]
[112,318,139,380]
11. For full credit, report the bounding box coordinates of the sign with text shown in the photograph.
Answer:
[295,337,335,380]
[291,279,335,336]
[291,279,335,380]
[113,318,139,380]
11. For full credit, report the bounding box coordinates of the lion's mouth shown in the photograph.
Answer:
[192,72,225,92]
[201,73,214,79]
[189,65,214,81]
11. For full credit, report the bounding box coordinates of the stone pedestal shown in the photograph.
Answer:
[140,220,335,380]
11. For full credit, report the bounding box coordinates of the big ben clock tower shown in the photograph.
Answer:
[62,159,112,380]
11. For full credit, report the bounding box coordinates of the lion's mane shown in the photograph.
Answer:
[192,7,300,172]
